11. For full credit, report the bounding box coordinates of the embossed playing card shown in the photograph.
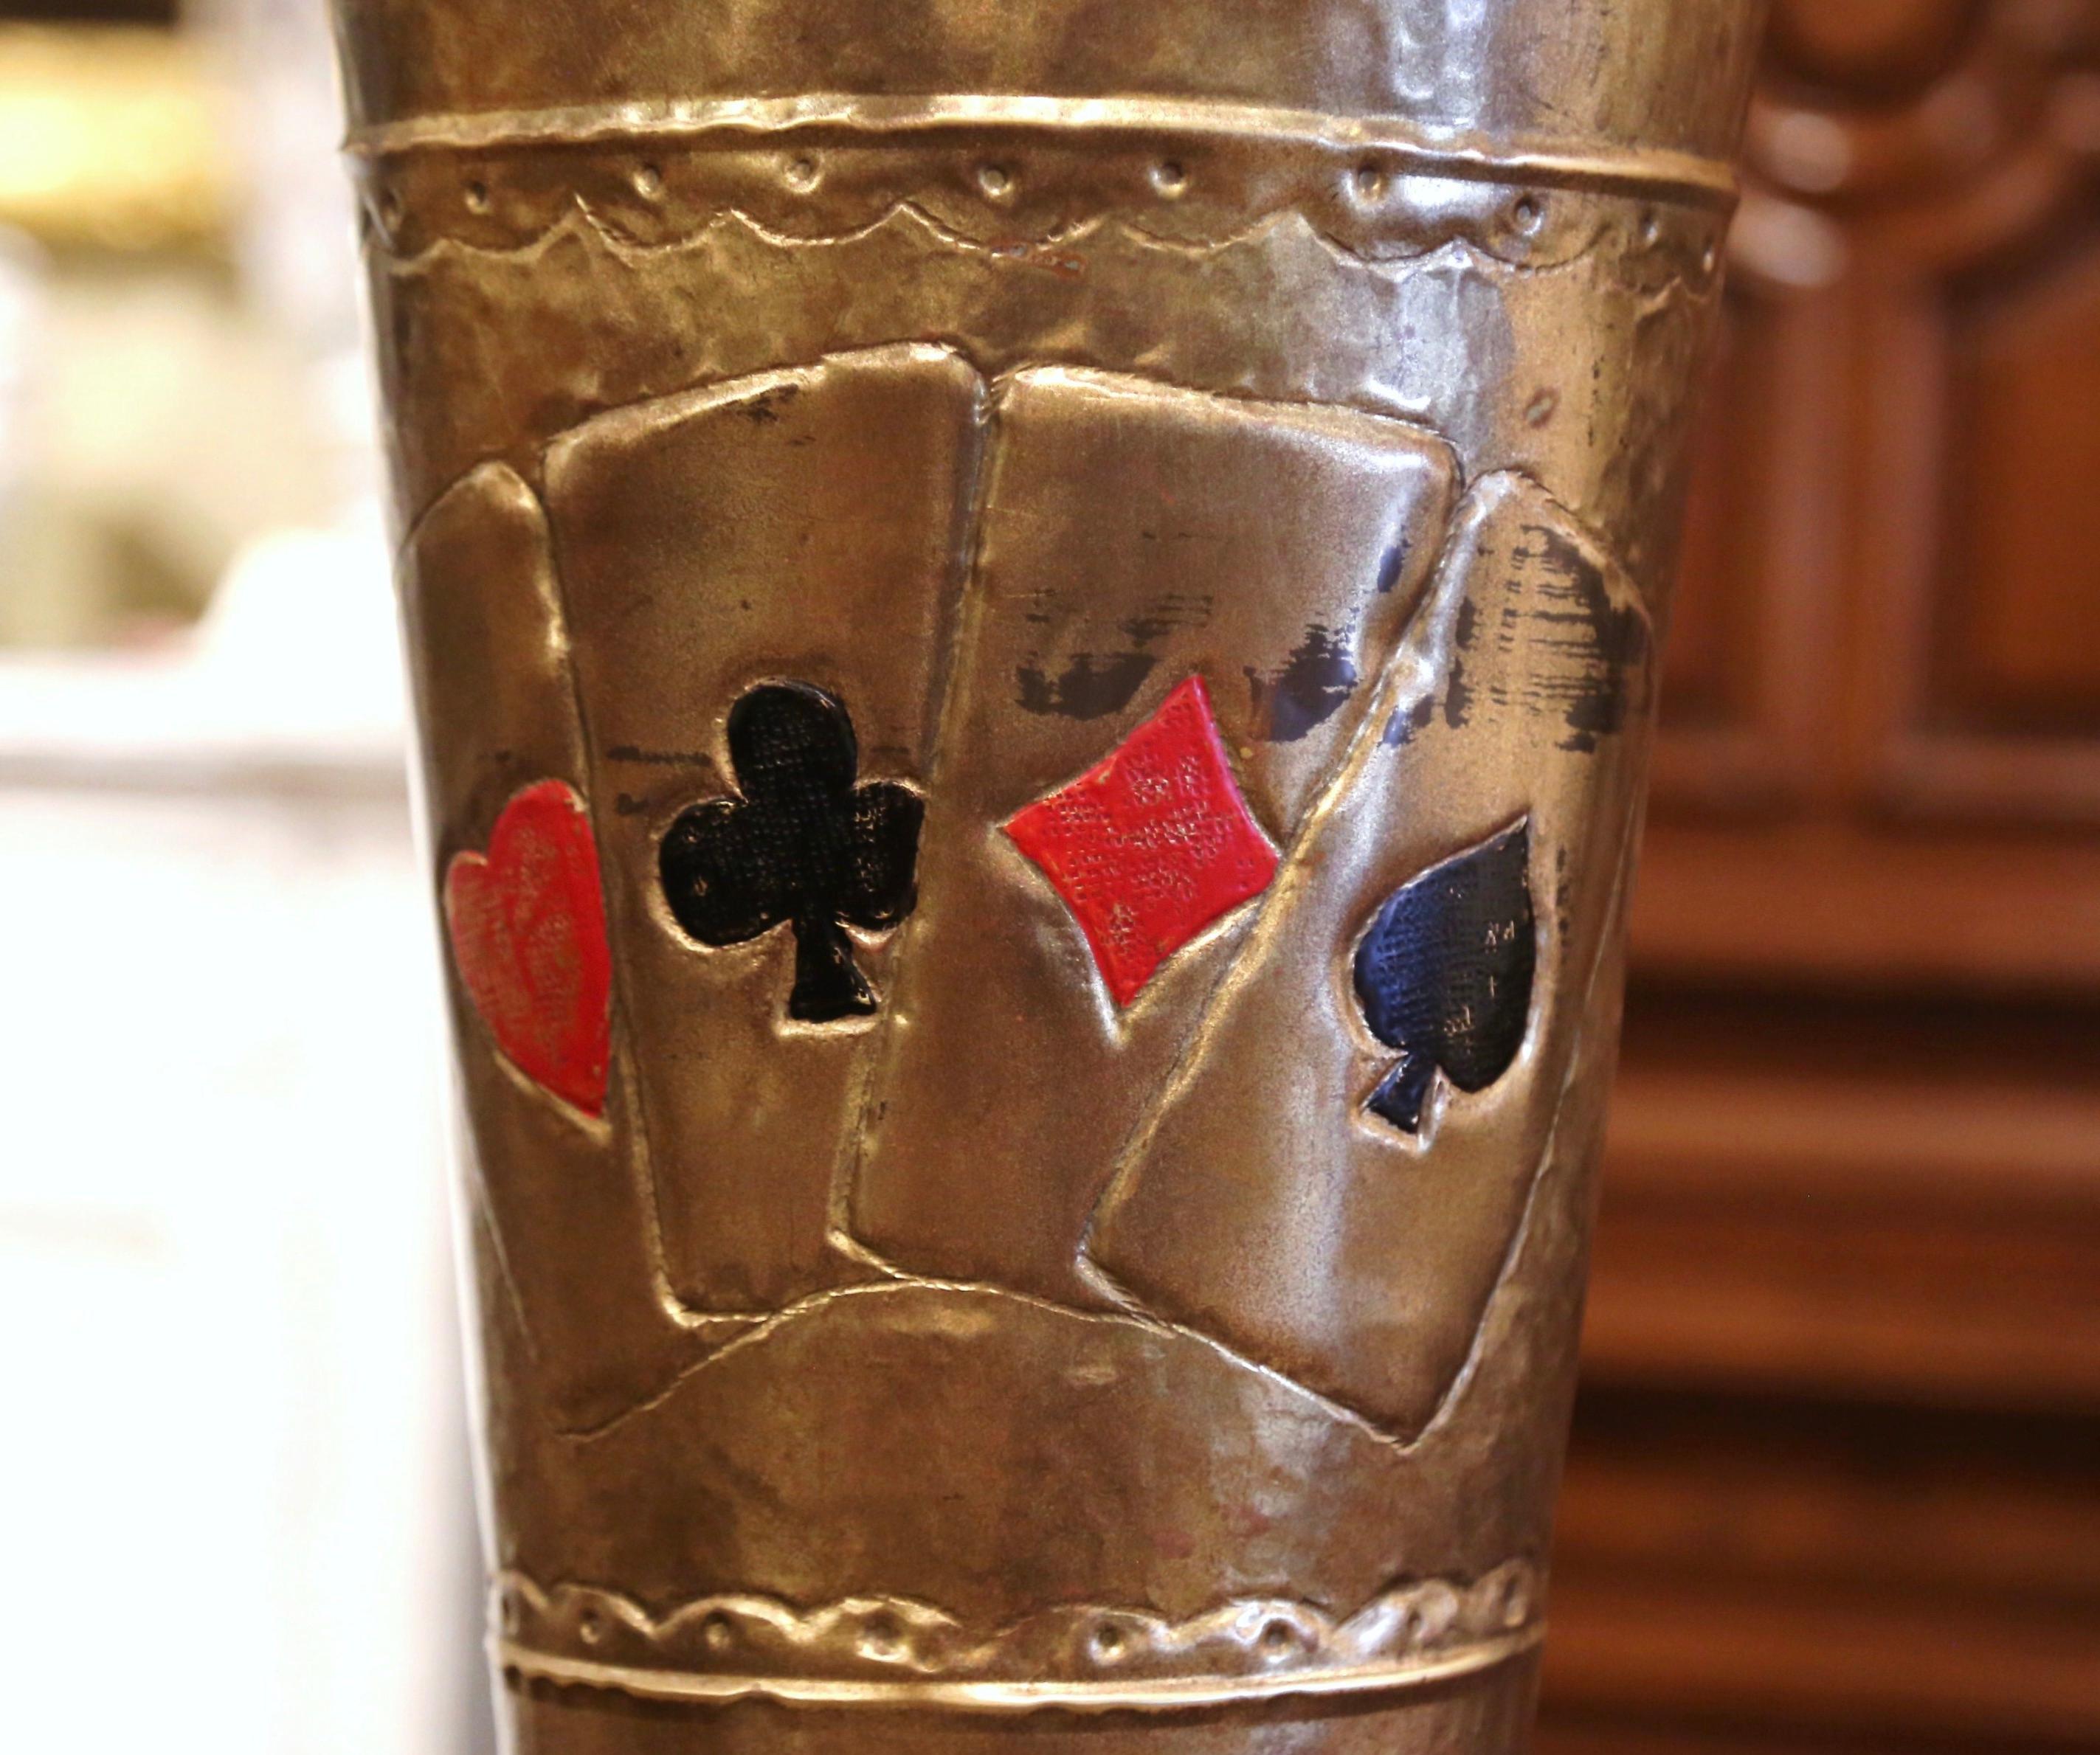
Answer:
[843,370,1458,1301]
[542,345,981,1315]
[401,464,713,1431]
[1086,474,1657,1436]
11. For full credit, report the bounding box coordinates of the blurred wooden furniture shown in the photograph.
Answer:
[1541,4,2100,1749]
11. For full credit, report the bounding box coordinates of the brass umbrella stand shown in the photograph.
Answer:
[330,3,1768,1749]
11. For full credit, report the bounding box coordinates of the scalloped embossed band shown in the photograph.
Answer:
[350,117,1733,324]
[497,1564,1544,1711]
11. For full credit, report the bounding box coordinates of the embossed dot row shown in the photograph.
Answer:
[423,150,1569,226]
[362,148,1725,286]
[374,150,1645,232]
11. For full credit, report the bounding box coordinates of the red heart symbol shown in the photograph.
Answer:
[444,780,612,1118]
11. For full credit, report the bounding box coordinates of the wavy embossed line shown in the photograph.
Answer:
[373,192,1559,271]
[348,92,1740,207]
[494,1562,1544,1712]
[374,195,1711,307]
[373,195,1083,270]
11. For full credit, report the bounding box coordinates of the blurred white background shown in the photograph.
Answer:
[0,1,490,1750]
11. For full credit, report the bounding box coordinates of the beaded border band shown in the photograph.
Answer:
[497,1561,1544,1713]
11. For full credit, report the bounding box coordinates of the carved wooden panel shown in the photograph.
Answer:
[1638,0,2100,983]
[1555,8,2100,1751]
[1653,272,1844,816]
[1546,1388,2100,1748]
[1549,984,2100,1749]
[1938,235,2100,730]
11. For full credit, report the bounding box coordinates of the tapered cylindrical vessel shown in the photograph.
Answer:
[333,3,1766,1748]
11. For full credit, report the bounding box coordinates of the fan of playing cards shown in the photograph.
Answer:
[412,345,1654,1441]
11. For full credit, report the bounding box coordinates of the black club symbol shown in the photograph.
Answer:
[659,682,923,1022]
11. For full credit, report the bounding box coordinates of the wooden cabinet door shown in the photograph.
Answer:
[1548,8,2100,1750]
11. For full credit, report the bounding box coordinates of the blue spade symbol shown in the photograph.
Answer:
[1352,820,1537,1134]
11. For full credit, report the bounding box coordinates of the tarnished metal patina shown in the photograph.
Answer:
[331,3,1766,1749]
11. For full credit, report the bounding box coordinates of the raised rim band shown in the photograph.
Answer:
[348,93,1738,208]
[500,1622,1546,1714]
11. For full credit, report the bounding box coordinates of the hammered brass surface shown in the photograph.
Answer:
[335,1,1766,1748]
[331,0,1758,167]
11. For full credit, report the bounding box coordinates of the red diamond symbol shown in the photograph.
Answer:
[1006,676,1279,1008]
